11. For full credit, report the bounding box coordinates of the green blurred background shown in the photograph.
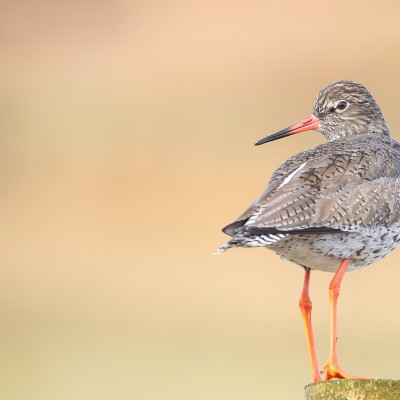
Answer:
[1,1,400,399]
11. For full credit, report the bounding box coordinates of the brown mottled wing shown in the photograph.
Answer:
[223,136,400,236]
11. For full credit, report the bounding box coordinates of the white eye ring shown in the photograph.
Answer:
[335,100,348,112]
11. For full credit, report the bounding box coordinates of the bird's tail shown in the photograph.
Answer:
[213,242,233,255]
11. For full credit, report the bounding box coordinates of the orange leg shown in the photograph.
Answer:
[299,268,321,382]
[321,258,370,380]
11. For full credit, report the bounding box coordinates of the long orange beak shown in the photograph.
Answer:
[255,114,320,146]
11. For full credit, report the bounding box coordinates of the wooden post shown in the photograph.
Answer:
[305,380,400,400]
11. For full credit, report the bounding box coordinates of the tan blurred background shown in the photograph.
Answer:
[1,1,400,399]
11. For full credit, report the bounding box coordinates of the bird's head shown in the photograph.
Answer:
[314,80,389,141]
[256,80,389,145]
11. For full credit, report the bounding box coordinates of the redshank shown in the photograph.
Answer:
[215,80,400,382]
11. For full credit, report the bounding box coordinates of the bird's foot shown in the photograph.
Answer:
[321,361,372,380]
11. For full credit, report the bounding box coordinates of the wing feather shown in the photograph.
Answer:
[222,135,400,237]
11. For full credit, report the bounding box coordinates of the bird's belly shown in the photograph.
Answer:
[269,228,400,272]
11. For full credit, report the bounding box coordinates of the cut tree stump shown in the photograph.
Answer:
[304,379,400,400]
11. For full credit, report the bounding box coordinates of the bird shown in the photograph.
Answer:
[215,80,400,382]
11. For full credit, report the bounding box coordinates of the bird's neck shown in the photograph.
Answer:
[324,121,390,142]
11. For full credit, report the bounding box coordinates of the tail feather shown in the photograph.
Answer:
[213,242,233,255]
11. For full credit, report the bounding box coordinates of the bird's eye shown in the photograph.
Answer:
[336,100,348,111]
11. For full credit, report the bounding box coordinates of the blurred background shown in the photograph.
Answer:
[1,1,400,399]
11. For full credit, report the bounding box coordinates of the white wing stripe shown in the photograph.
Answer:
[277,162,307,189]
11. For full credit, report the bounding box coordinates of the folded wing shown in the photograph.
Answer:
[223,137,400,237]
